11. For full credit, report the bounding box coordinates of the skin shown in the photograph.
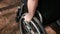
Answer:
[24,0,38,22]
[45,26,56,34]
[24,0,56,34]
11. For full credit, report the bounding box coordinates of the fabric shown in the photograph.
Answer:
[37,0,60,22]
[22,0,27,4]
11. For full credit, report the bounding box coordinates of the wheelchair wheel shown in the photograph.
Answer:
[19,11,47,34]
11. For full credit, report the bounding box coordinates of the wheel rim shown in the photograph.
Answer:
[21,17,41,34]
[20,11,47,34]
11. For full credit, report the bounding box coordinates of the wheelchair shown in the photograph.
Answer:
[16,0,60,34]
[16,0,47,34]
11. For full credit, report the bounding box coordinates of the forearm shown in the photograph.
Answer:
[27,0,38,15]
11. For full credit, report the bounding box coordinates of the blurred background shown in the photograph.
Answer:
[0,0,21,34]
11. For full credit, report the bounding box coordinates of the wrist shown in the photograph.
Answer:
[28,10,35,14]
[28,12,34,17]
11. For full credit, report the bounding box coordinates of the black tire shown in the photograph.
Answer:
[19,11,47,34]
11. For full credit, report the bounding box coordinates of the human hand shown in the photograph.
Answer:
[24,13,34,22]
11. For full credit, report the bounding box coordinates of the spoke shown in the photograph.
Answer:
[23,20,35,34]
[31,21,41,34]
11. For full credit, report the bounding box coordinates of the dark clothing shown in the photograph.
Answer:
[37,0,60,33]
[37,0,60,23]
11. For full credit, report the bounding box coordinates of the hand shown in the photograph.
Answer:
[24,13,34,22]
